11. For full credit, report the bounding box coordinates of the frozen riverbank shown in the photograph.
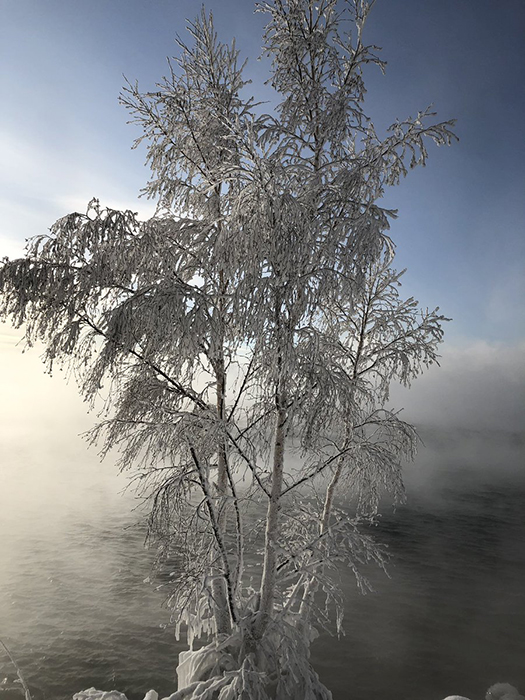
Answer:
[73,682,525,700]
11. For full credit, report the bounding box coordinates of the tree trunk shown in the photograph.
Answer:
[320,460,344,535]
[212,353,231,636]
[211,268,232,636]
[254,399,287,640]
[299,445,347,618]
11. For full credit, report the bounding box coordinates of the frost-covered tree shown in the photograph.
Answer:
[0,1,455,698]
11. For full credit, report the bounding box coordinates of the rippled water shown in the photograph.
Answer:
[1,428,524,700]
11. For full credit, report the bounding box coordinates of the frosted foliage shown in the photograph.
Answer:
[0,1,456,698]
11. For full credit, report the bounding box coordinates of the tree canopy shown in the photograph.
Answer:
[0,2,455,698]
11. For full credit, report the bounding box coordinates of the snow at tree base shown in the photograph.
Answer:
[71,681,524,700]
[0,0,463,698]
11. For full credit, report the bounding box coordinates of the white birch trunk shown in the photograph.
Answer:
[253,400,287,640]
[212,355,231,636]
[210,265,232,636]
[320,461,344,535]
[298,458,344,619]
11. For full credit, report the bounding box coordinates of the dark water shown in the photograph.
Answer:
[1,428,524,700]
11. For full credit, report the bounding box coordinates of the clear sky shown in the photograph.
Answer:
[1,0,524,432]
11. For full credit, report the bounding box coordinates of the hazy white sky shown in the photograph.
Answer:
[1,0,524,437]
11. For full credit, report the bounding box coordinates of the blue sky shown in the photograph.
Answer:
[1,0,524,349]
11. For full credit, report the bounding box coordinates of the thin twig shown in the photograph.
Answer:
[0,639,33,700]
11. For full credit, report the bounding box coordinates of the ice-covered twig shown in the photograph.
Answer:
[0,639,32,700]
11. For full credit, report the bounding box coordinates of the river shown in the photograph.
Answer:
[1,426,524,700]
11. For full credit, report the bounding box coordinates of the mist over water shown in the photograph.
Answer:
[1,426,524,700]
[0,435,181,699]
[314,428,525,700]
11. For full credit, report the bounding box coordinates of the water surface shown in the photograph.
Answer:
[1,427,524,699]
